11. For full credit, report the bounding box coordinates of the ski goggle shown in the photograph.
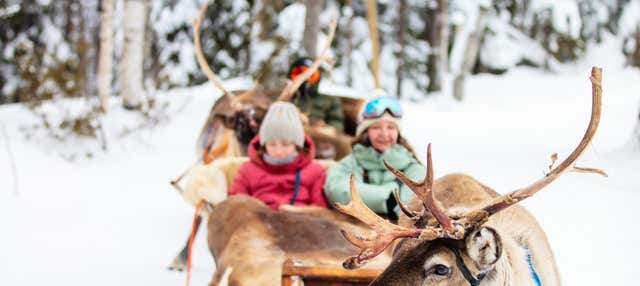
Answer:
[360,96,403,122]
[289,65,320,84]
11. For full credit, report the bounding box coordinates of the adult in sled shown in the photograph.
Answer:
[324,95,425,220]
[289,57,352,159]
[229,102,328,209]
[289,57,345,132]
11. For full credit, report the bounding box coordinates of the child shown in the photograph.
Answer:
[324,95,425,220]
[229,102,328,209]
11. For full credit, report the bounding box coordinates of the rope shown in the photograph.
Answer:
[202,129,232,164]
[186,199,205,286]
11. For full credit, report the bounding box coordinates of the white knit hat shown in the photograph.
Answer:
[355,112,403,137]
[259,102,305,147]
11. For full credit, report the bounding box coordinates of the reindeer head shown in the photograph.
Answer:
[367,226,503,286]
[232,89,270,145]
[335,67,606,285]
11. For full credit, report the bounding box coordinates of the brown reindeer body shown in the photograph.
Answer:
[374,173,560,286]
[206,195,390,286]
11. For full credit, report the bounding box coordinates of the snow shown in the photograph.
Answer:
[1,40,640,286]
[527,0,582,39]
[482,17,552,70]
[0,4,20,18]
[618,0,640,38]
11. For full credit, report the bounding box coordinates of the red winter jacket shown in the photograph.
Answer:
[228,135,328,210]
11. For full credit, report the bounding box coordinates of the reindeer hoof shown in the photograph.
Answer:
[168,255,187,272]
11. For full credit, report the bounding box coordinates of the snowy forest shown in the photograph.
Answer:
[2,0,640,285]
[2,0,640,145]
[3,0,640,102]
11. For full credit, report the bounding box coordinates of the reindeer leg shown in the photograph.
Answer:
[168,216,202,271]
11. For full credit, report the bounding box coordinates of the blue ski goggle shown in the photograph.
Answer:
[359,96,403,123]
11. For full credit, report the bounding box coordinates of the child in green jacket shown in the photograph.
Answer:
[324,94,425,220]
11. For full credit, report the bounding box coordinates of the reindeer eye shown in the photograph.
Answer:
[434,264,450,276]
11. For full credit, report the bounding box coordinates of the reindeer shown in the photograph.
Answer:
[170,1,348,271]
[332,67,606,286]
[205,194,391,286]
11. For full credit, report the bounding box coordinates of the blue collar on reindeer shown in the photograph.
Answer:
[526,249,542,286]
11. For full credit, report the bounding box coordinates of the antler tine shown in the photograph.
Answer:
[193,0,238,106]
[393,188,418,219]
[482,67,607,216]
[335,175,422,269]
[277,12,338,102]
[236,80,259,101]
[384,144,455,232]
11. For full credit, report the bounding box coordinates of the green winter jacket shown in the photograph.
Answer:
[324,143,426,214]
[291,84,345,132]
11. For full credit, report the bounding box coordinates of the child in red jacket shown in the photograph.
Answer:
[229,102,328,210]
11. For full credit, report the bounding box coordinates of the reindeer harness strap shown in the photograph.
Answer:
[450,247,487,286]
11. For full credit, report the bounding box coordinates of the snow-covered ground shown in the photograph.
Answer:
[1,46,640,285]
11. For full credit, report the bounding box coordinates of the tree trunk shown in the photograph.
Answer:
[395,0,407,98]
[303,0,323,57]
[119,0,147,110]
[633,26,640,67]
[426,0,448,93]
[452,5,488,101]
[142,0,152,91]
[366,0,380,88]
[345,0,354,86]
[438,0,448,77]
[98,0,113,112]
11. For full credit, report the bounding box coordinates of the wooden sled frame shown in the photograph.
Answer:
[282,259,382,286]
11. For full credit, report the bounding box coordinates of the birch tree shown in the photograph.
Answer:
[425,0,448,93]
[98,0,113,112]
[395,0,407,98]
[119,0,147,110]
[303,0,323,57]
[451,3,488,101]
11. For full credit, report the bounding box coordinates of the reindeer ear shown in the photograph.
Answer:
[465,227,502,270]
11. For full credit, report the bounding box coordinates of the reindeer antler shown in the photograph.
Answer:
[336,67,606,269]
[277,12,338,102]
[481,67,607,216]
[334,175,423,269]
[384,144,455,232]
[193,0,238,105]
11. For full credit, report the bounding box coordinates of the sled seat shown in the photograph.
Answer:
[282,259,381,286]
